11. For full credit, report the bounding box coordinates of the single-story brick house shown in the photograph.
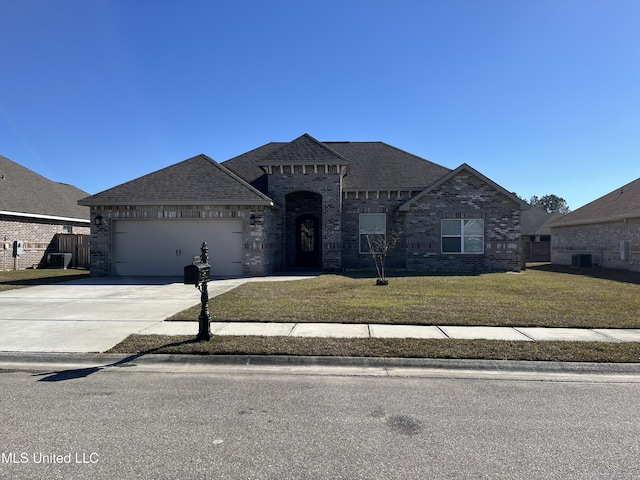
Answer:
[1,154,90,270]
[79,134,529,277]
[549,176,640,271]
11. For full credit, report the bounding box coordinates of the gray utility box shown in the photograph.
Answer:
[184,263,211,285]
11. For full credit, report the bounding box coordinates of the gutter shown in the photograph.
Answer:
[0,210,90,224]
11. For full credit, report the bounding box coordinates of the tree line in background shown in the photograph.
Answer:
[518,193,571,214]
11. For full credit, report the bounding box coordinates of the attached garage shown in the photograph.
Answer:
[79,155,275,277]
[113,219,243,277]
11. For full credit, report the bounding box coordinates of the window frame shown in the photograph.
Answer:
[441,219,484,254]
[359,213,386,254]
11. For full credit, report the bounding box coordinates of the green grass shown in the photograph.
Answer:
[0,268,90,291]
[168,265,640,329]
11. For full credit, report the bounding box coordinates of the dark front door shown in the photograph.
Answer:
[296,214,320,268]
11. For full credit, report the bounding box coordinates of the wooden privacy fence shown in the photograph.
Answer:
[54,233,90,269]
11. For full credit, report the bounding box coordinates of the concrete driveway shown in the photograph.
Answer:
[0,276,309,353]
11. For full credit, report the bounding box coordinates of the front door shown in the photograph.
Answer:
[296,214,320,268]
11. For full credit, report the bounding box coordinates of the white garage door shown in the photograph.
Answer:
[113,219,243,277]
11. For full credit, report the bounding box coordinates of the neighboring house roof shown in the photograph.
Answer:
[521,207,563,236]
[223,133,452,192]
[0,154,89,222]
[398,163,530,212]
[549,177,640,227]
[79,154,274,207]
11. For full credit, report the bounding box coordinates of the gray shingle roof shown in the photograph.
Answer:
[79,154,273,206]
[258,133,349,166]
[521,207,563,235]
[329,141,451,190]
[223,134,452,192]
[549,177,640,227]
[0,154,89,220]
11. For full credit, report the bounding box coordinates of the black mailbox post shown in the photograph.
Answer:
[184,242,212,341]
[184,263,210,285]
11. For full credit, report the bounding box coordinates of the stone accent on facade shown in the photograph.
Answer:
[551,219,640,272]
[1,215,89,270]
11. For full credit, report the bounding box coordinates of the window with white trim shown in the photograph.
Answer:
[359,213,386,253]
[441,219,484,254]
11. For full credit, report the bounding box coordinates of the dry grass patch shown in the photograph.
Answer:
[107,334,640,363]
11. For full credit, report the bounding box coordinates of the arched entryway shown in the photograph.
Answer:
[285,191,322,270]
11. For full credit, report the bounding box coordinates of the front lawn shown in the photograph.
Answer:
[167,265,640,329]
[0,268,90,292]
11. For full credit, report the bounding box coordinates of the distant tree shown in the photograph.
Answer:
[529,194,571,214]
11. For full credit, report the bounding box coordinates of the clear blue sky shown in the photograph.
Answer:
[2,0,639,210]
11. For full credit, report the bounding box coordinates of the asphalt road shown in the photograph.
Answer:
[1,365,640,479]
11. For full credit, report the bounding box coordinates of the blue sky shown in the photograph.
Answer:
[2,0,639,210]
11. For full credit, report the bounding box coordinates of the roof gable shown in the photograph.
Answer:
[257,134,349,166]
[0,154,89,221]
[79,154,273,206]
[549,177,640,227]
[399,163,530,212]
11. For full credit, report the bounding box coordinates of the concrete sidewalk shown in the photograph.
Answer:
[1,275,640,353]
[147,321,640,343]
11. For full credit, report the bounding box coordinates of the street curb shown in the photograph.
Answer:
[1,352,640,375]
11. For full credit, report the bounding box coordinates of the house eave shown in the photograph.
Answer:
[77,199,275,207]
[0,210,90,224]
[549,213,640,228]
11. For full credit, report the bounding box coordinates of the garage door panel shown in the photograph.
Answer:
[114,220,243,277]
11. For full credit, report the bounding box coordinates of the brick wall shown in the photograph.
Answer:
[551,219,640,272]
[0,215,89,270]
[88,205,270,276]
[267,168,343,271]
[341,191,411,270]
[402,172,523,273]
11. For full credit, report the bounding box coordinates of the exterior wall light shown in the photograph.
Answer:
[250,214,256,226]
[94,215,104,227]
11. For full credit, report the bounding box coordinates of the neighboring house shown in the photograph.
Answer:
[0,154,90,270]
[520,207,563,263]
[549,177,640,271]
[79,134,529,277]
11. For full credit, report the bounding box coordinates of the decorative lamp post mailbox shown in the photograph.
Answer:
[184,242,212,341]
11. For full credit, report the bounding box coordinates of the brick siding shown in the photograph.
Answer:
[551,219,640,272]
[268,169,343,271]
[1,215,89,270]
[402,172,522,273]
